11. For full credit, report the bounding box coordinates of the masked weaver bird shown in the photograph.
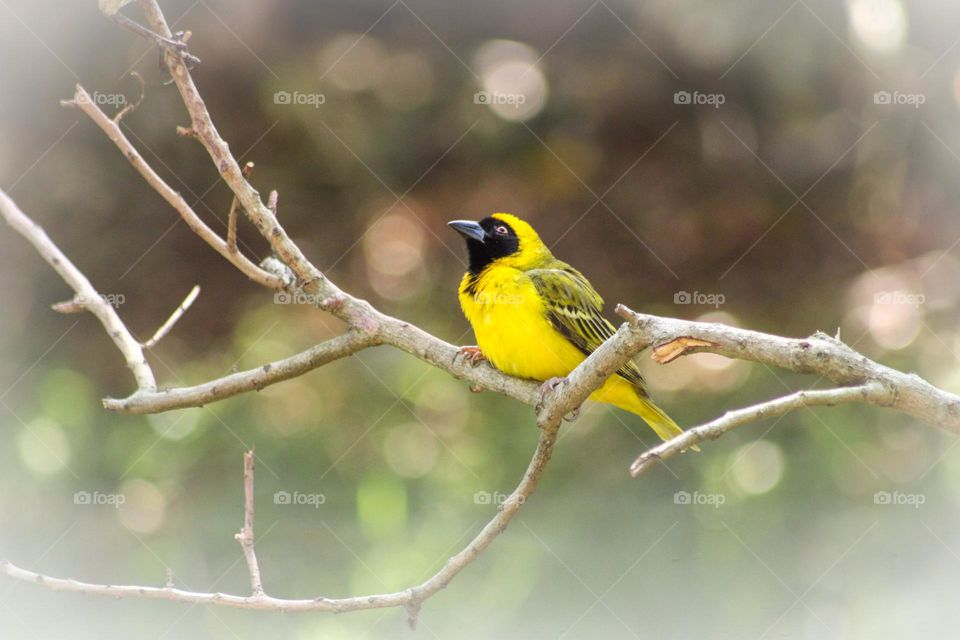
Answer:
[449,212,691,445]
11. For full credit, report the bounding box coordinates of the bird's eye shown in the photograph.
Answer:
[494,225,508,235]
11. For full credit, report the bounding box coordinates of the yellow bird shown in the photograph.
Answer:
[449,212,689,445]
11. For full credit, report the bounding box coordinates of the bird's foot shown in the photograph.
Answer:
[563,406,581,422]
[535,376,567,414]
[455,345,486,367]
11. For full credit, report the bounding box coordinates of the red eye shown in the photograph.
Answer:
[495,225,508,235]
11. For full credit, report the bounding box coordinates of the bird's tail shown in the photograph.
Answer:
[593,377,699,451]
[635,396,700,452]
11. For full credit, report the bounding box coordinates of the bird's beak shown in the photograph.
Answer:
[448,220,485,243]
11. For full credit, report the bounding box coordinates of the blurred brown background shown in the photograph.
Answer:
[2,0,960,638]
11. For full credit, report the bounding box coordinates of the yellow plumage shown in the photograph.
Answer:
[450,212,691,445]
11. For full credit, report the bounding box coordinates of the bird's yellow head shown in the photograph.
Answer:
[448,213,553,274]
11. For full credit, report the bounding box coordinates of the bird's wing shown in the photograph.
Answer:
[526,266,647,390]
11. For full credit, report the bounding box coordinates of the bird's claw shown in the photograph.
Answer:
[455,346,486,367]
[535,376,567,413]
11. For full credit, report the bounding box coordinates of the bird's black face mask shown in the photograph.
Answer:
[448,217,520,275]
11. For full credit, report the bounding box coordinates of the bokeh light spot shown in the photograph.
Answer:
[847,0,907,54]
[363,209,429,301]
[318,34,386,92]
[118,479,167,534]
[474,40,548,122]
[729,440,785,495]
[17,417,70,475]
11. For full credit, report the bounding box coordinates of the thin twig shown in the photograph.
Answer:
[629,383,890,476]
[103,330,379,413]
[51,298,85,314]
[234,451,264,596]
[141,284,200,349]
[102,0,200,66]
[113,71,145,124]
[227,162,254,254]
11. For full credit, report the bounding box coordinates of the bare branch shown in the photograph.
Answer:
[0,401,563,619]
[0,188,155,391]
[61,84,280,289]
[614,305,960,433]
[102,330,377,413]
[138,0,360,325]
[630,383,889,476]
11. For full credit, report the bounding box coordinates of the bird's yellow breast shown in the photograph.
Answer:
[458,266,587,381]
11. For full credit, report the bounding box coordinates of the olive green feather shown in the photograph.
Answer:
[527,263,648,394]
